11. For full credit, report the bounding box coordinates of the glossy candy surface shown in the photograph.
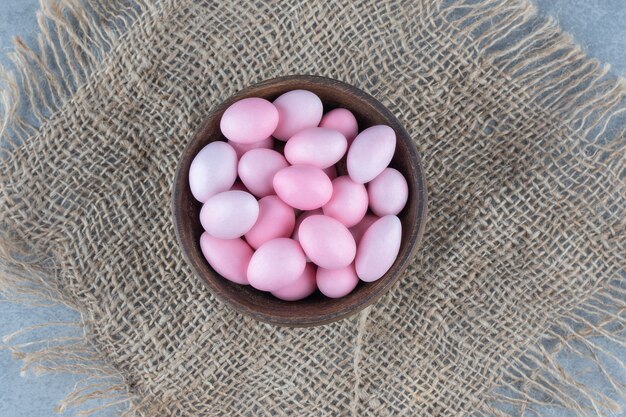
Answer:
[298,215,356,269]
[200,190,259,239]
[189,90,412,303]
[238,149,289,197]
[322,176,368,227]
[200,233,252,285]
[355,215,402,282]
[271,263,318,301]
[245,196,295,249]
[220,98,279,143]
[272,90,323,140]
[247,238,307,291]
[368,168,409,216]
[273,165,333,210]
[284,127,347,168]
[316,264,359,298]
[347,125,396,184]
[189,141,237,202]
[319,108,358,143]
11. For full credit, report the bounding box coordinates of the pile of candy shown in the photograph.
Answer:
[189,90,408,301]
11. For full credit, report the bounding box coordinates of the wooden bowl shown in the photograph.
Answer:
[172,75,427,327]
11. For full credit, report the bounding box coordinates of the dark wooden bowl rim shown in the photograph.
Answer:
[172,75,427,327]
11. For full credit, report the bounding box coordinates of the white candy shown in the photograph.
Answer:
[368,168,408,216]
[347,125,396,184]
[200,190,259,239]
[189,141,237,202]
[355,215,402,282]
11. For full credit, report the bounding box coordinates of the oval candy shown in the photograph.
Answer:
[272,90,323,140]
[228,136,274,159]
[200,190,259,239]
[322,176,368,227]
[368,168,409,216]
[247,238,306,291]
[347,125,396,184]
[355,215,402,282]
[298,215,356,269]
[245,196,295,249]
[319,108,359,143]
[238,148,289,197]
[273,165,333,210]
[271,263,317,301]
[199,233,252,285]
[220,98,279,144]
[317,264,359,298]
[189,141,238,202]
[284,127,347,168]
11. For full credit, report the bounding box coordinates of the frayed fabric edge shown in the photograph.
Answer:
[439,0,626,416]
[0,0,159,415]
[478,280,626,417]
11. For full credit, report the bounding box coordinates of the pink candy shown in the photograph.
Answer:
[271,263,317,301]
[349,213,379,245]
[247,238,306,291]
[245,196,295,249]
[347,125,396,184]
[191,89,410,302]
[200,190,259,239]
[273,165,333,210]
[200,233,252,285]
[238,149,289,197]
[228,136,274,159]
[319,108,359,143]
[221,98,279,143]
[292,209,323,244]
[298,215,356,269]
[322,176,368,227]
[317,264,359,298]
[284,127,347,168]
[272,90,323,140]
[355,215,402,282]
[368,168,408,216]
[189,141,237,202]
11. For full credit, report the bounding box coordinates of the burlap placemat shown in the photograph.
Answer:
[1,0,624,415]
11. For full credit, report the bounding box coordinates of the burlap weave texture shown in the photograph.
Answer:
[1,0,624,416]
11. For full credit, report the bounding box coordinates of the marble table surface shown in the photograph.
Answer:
[1,1,624,416]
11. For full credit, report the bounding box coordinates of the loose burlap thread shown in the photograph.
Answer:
[1,0,625,416]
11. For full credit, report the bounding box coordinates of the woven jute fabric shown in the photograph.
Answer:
[1,0,625,415]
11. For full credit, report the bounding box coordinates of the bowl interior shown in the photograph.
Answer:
[172,76,426,326]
